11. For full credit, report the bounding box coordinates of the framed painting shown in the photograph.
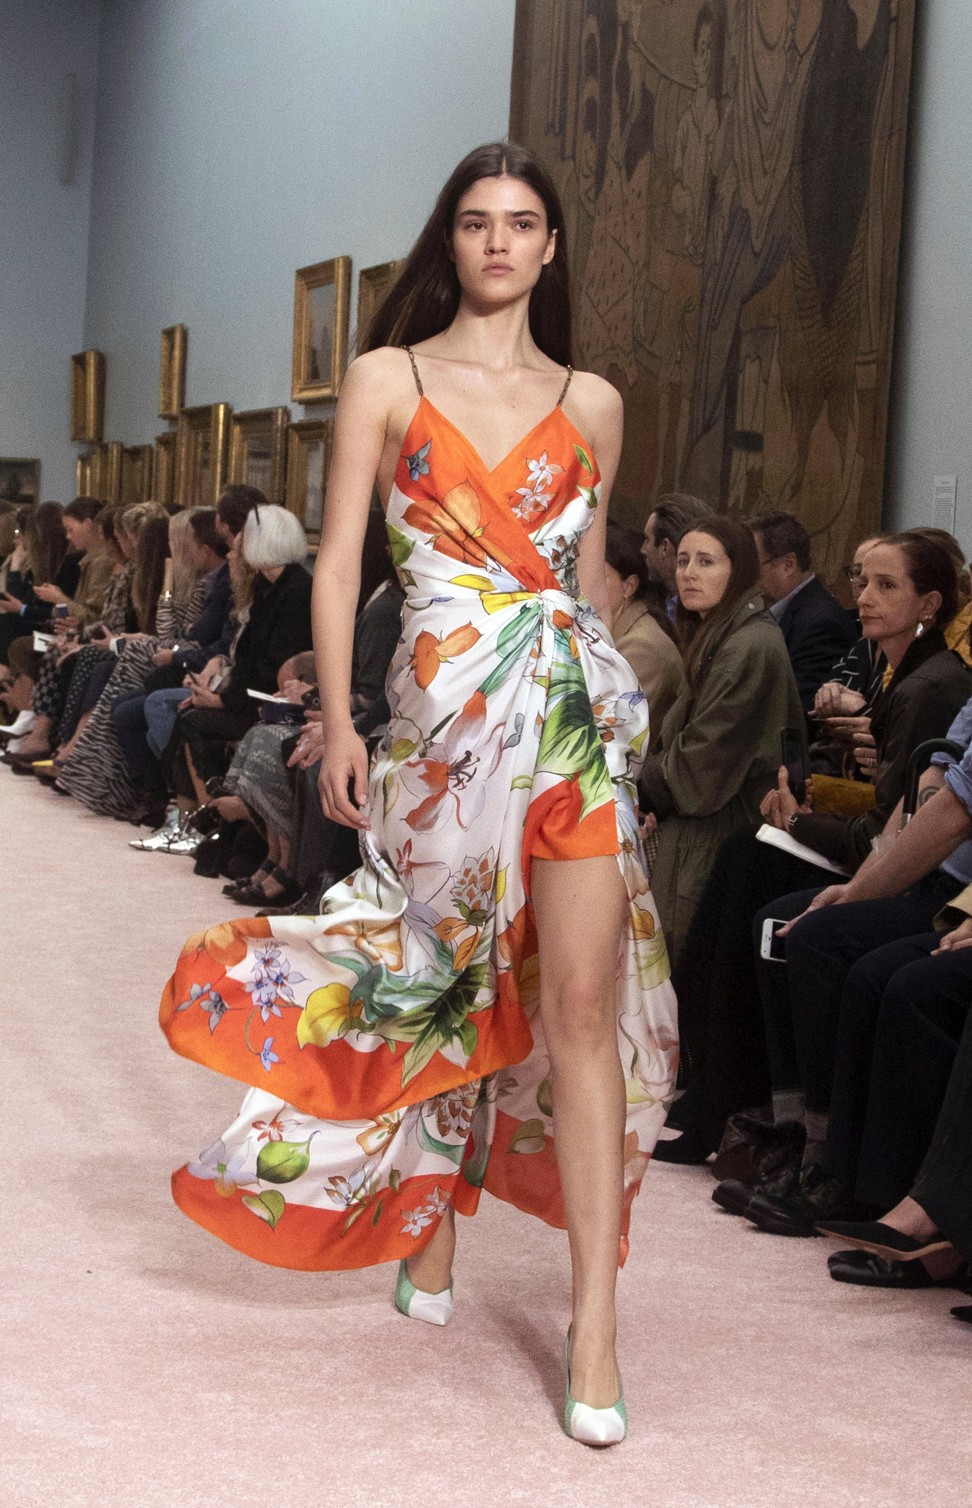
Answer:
[70,350,106,443]
[510,0,917,580]
[176,403,231,507]
[76,452,94,497]
[153,432,177,506]
[229,406,290,503]
[0,458,39,507]
[355,259,404,353]
[285,418,332,545]
[291,256,351,402]
[159,324,188,419]
[94,441,123,503]
[121,444,153,505]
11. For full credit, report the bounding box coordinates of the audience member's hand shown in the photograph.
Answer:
[280,678,314,704]
[0,591,24,614]
[822,712,871,745]
[639,810,658,837]
[152,648,175,667]
[287,721,325,769]
[813,682,866,719]
[759,765,813,829]
[777,883,849,937]
[934,916,972,954]
[188,684,223,709]
[34,583,69,605]
[318,727,370,829]
[851,730,878,775]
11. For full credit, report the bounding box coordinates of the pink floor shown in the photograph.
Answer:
[3,773,970,1507]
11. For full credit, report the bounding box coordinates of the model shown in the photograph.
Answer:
[161,142,678,1447]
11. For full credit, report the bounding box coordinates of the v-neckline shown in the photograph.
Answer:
[410,394,590,480]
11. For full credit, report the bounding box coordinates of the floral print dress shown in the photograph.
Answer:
[160,361,678,1271]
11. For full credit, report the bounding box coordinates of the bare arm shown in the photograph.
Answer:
[574,376,623,622]
[312,354,390,827]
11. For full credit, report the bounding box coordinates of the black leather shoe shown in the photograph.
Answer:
[746,1163,846,1237]
[257,888,321,917]
[828,1249,961,1289]
[652,1129,711,1165]
[711,1179,755,1216]
[951,1305,972,1323]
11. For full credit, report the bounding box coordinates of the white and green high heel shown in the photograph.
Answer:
[563,1329,627,1446]
[393,1259,454,1326]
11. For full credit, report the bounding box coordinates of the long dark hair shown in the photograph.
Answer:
[675,516,760,690]
[363,141,572,365]
[604,520,676,642]
[880,532,958,629]
[25,501,69,583]
[131,514,170,633]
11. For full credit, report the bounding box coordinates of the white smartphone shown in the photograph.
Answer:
[760,917,788,963]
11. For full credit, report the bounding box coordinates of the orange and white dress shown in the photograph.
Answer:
[160,357,678,1270]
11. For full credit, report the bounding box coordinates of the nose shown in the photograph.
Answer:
[486,221,509,254]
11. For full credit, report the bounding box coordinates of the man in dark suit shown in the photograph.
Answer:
[750,511,856,712]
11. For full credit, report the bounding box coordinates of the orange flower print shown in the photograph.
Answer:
[432,1081,480,1140]
[181,920,254,970]
[410,622,481,690]
[400,692,490,833]
[403,481,489,566]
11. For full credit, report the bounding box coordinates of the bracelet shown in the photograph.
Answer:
[787,812,800,833]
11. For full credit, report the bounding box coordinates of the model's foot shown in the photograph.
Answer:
[567,1321,622,1410]
[406,1205,455,1294]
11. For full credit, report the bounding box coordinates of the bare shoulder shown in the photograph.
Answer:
[341,346,414,406]
[564,369,623,459]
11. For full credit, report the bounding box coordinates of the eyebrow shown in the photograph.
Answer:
[456,207,542,218]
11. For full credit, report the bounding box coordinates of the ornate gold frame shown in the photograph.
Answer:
[355,259,403,353]
[229,406,290,503]
[285,418,333,545]
[0,457,40,507]
[153,432,177,506]
[70,350,106,442]
[291,256,351,402]
[159,324,188,419]
[176,403,231,507]
[92,441,123,503]
[121,445,154,504]
[75,452,93,496]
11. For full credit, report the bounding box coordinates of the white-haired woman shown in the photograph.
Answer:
[168,504,313,811]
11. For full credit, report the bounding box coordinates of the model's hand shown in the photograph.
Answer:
[318,727,370,829]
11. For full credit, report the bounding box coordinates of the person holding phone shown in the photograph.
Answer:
[639,516,804,972]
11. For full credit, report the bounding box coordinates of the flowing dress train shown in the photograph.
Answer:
[160,373,678,1269]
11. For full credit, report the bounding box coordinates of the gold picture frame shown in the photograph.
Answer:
[175,403,231,507]
[121,444,153,505]
[355,259,403,353]
[285,418,333,545]
[153,432,177,506]
[159,324,188,419]
[229,406,290,503]
[76,452,93,497]
[94,441,123,503]
[291,256,351,403]
[70,350,106,442]
[0,457,40,507]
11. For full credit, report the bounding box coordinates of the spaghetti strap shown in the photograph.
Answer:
[556,366,573,406]
[403,345,424,397]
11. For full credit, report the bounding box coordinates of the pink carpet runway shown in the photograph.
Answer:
[3,775,969,1506]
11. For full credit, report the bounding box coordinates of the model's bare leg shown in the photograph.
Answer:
[532,854,628,1410]
[406,1204,456,1293]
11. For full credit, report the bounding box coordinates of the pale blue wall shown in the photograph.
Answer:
[886,1,972,547]
[84,0,517,447]
[0,0,100,503]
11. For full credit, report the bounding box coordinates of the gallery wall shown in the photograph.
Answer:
[886,0,972,543]
[82,0,517,452]
[0,0,101,503]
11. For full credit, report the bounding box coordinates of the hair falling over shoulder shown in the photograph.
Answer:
[361,141,573,366]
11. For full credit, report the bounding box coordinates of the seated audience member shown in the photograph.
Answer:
[910,525,972,665]
[639,516,803,969]
[640,493,714,622]
[54,509,212,816]
[164,503,312,818]
[749,510,856,712]
[818,990,972,1310]
[731,699,972,1238]
[0,502,80,664]
[659,532,972,1164]
[603,520,683,741]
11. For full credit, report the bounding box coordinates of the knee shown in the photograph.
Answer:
[543,978,617,1056]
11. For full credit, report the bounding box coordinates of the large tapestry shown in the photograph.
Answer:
[511,0,915,579]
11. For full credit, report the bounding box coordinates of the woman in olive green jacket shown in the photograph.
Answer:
[640,516,803,969]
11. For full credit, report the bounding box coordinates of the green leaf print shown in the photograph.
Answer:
[478,602,543,699]
[242,1190,286,1229]
[578,485,597,510]
[417,1116,466,1166]
[573,443,593,473]
[386,523,414,567]
[537,650,612,819]
[256,1137,314,1184]
[511,1119,547,1154]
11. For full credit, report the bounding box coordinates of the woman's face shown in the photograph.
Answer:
[676,530,733,618]
[603,562,639,617]
[846,534,883,600]
[856,543,940,643]
[450,175,556,306]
